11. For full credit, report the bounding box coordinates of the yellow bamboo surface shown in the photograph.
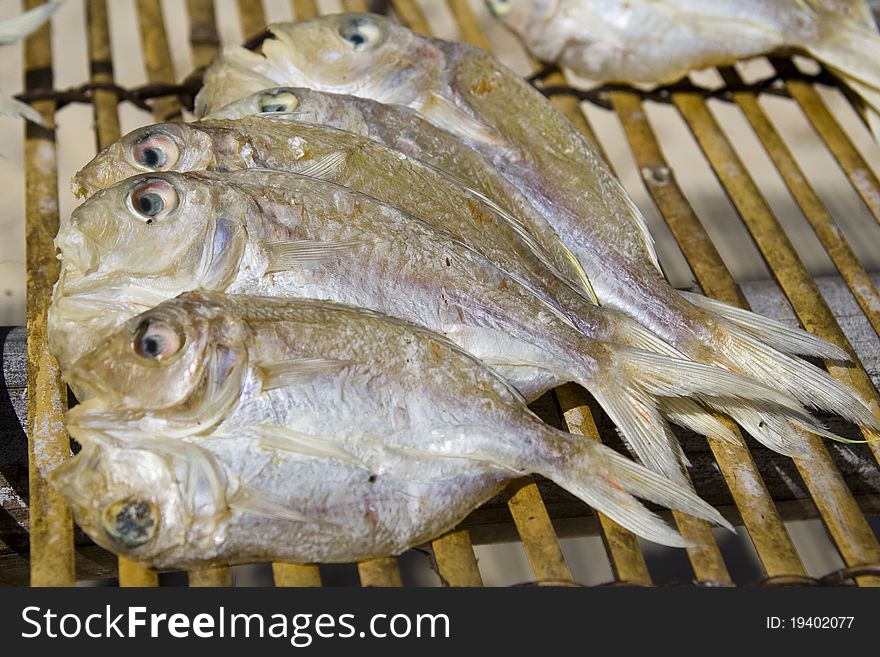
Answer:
[24,0,75,587]
[17,0,880,589]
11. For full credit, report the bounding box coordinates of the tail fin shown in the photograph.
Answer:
[536,426,733,547]
[581,347,817,483]
[798,4,880,141]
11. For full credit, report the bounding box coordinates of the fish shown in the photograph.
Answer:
[0,0,69,126]
[191,13,880,436]
[71,116,598,319]
[204,85,593,300]
[51,168,823,480]
[486,0,880,139]
[56,289,735,567]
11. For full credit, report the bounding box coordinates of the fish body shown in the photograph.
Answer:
[55,290,733,567]
[190,14,879,435]
[72,117,597,320]
[204,86,594,297]
[487,0,880,137]
[54,169,816,478]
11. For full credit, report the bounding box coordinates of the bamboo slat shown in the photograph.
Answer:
[431,530,483,587]
[358,557,404,587]
[23,0,75,588]
[291,0,319,21]
[341,0,370,13]
[188,566,233,586]
[187,0,220,69]
[135,0,181,122]
[272,563,323,587]
[672,90,880,586]
[721,67,880,342]
[505,479,574,583]
[771,58,880,229]
[236,0,267,42]
[608,89,808,579]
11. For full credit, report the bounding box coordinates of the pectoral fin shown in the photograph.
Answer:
[257,357,355,390]
[264,238,363,272]
[228,485,338,525]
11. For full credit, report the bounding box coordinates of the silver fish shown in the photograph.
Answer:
[72,117,596,313]
[191,13,879,434]
[486,0,880,138]
[53,169,818,478]
[57,290,734,567]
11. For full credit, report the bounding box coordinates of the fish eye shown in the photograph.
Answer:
[127,179,179,223]
[337,17,383,50]
[258,90,300,113]
[131,131,180,171]
[102,498,157,548]
[486,0,513,18]
[133,318,182,361]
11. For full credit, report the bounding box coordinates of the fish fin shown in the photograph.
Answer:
[418,91,507,149]
[263,238,363,272]
[717,406,814,458]
[614,348,813,415]
[538,427,733,546]
[713,321,880,430]
[591,383,691,484]
[658,397,740,444]
[680,290,851,361]
[248,425,367,467]
[229,485,337,525]
[0,92,45,126]
[0,0,66,45]
[395,421,727,546]
[290,150,348,179]
[257,357,354,390]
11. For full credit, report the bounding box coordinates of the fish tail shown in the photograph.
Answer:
[671,293,880,433]
[796,2,880,141]
[582,344,823,482]
[532,422,733,547]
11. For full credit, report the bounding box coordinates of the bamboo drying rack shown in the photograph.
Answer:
[6,0,880,587]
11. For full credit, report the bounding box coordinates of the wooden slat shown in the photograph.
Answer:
[431,530,483,587]
[505,479,573,583]
[341,0,370,13]
[134,0,181,122]
[357,557,403,587]
[771,58,880,229]
[608,89,807,579]
[23,0,75,588]
[272,563,322,586]
[672,89,880,586]
[186,0,220,70]
[236,0,267,42]
[188,566,233,586]
[290,0,318,21]
[721,67,880,341]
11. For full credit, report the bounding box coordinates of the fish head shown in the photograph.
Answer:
[48,435,229,566]
[58,171,244,287]
[51,173,246,375]
[208,87,304,119]
[64,291,250,419]
[72,123,215,197]
[263,14,442,105]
